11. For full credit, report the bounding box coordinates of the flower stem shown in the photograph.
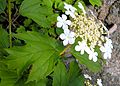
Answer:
[8,0,12,48]
[60,45,71,56]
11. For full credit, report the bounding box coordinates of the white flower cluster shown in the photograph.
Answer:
[56,2,113,62]
[84,74,103,86]
[57,3,76,46]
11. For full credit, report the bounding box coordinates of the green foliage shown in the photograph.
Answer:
[0,69,18,86]
[68,61,85,86]
[65,0,74,4]
[74,0,86,13]
[23,19,32,27]
[0,0,104,86]
[53,60,68,86]
[11,0,24,4]
[19,0,58,28]
[0,26,9,48]
[52,0,64,10]
[0,31,63,85]
[16,26,26,33]
[0,0,6,14]
[53,60,85,86]
[89,0,102,6]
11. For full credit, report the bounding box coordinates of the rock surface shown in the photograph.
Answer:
[87,0,120,85]
[99,0,120,85]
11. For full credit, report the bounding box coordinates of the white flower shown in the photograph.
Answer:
[60,29,75,46]
[88,49,98,62]
[100,45,112,59]
[75,41,89,55]
[57,14,71,30]
[105,37,113,49]
[84,74,92,80]
[100,37,113,59]
[97,79,103,86]
[64,3,77,18]
[78,2,86,14]
[75,40,98,62]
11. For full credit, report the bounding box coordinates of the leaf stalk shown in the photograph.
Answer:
[60,45,71,56]
[8,0,12,48]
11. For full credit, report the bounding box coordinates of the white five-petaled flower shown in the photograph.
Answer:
[57,14,71,30]
[97,79,103,86]
[75,40,98,62]
[75,40,89,55]
[84,74,92,80]
[100,37,113,59]
[88,49,98,62]
[60,29,75,46]
[64,3,77,18]
[78,2,86,14]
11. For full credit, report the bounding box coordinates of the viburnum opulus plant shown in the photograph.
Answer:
[57,2,113,62]
[0,0,112,86]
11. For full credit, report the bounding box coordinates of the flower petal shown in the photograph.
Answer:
[95,52,98,56]
[78,2,86,14]
[85,47,91,54]
[57,16,62,21]
[103,53,108,59]
[68,38,75,44]
[88,54,92,60]
[63,24,68,30]
[64,28,70,35]
[69,12,76,18]
[108,53,111,59]
[65,20,71,25]
[75,45,81,51]
[63,39,69,46]
[62,14,67,21]
[97,79,103,86]
[100,46,106,52]
[69,31,75,37]
[64,3,70,10]
[60,33,66,40]
[93,56,97,62]
[65,11,70,15]
[70,5,77,12]
[57,22,62,28]
[84,74,92,80]
[81,49,84,55]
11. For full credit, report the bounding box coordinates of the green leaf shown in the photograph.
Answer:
[53,60,68,86]
[5,31,63,83]
[0,0,6,14]
[89,0,102,6]
[52,0,64,10]
[0,62,18,86]
[74,0,86,14]
[20,0,57,28]
[68,61,85,86]
[56,28,63,35]
[65,0,73,4]
[15,78,47,86]
[16,26,26,33]
[23,19,32,27]
[53,60,85,86]
[0,62,46,86]
[0,70,18,86]
[71,44,102,73]
[0,27,9,48]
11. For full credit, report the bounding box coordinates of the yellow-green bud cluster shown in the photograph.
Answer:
[84,80,93,86]
[70,13,107,48]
